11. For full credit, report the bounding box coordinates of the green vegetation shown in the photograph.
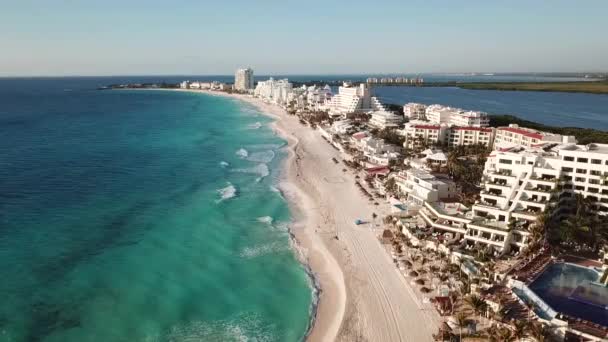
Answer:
[457,81,608,94]
[489,115,608,145]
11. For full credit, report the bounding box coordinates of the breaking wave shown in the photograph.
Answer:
[220,161,230,168]
[236,148,249,158]
[234,163,269,182]
[247,122,263,130]
[217,183,237,202]
[160,313,275,342]
[247,150,275,163]
[240,242,288,259]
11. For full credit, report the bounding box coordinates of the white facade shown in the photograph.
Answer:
[403,103,427,120]
[424,105,489,127]
[254,78,293,105]
[234,68,254,91]
[402,122,448,149]
[326,83,385,117]
[493,124,577,150]
[448,127,495,147]
[369,110,404,129]
[362,138,401,166]
[467,143,608,253]
[393,169,458,204]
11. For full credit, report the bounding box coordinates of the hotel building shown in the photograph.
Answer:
[493,124,576,149]
[448,127,495,147]
[254,78,293,105]
[326,83,386,117]
[425,105,489,127]
[234,68,254,91]
[403,103,428,121]
[369,110,404,129]
[393,169,458,204]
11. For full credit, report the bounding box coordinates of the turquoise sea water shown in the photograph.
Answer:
[0,84,313,341]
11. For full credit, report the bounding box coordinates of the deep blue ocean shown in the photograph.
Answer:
[0,79,313,341]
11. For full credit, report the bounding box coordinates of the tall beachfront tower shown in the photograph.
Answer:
[234,68,254,91]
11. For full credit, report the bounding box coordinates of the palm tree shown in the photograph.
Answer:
[497,327,517,342]
[465,294,488,324]
[454,312,469,341]
[513,320,529,341]
[529,321,550,342]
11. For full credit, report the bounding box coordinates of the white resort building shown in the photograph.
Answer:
[493,124,577,150]
[326,83,386,117]
[234,68,254,91]
[393,169,458,204]
[254,78,293,106]
[403,103,428,120]
[466,142,608,253]
[448,126,495,147]
[425,105,489,127]
[369,110,404,129]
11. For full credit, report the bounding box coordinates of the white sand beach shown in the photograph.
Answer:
[178,89,440,341]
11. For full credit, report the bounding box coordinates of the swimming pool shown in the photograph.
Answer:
[529,263,608,326]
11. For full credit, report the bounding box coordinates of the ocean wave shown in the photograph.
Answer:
[220,161,230,168]
[216,183,237,202]
[161,313,275,342]
[257,216,273,224]
[247,122,263,130]
[233,163,269,182]
[240,242,287,259]
[235,148,249,158]
[247,150,275,163]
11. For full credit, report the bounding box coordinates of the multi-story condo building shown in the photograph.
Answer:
[425,105,489,127]
[448,127,495,147]
[403,103,427,120]
[493,124,577,150]
[234,68,254,91]
[469,143,608,252]
[326,83,385,117]
[254,78,293,105]
[369,110,404,129]
[402,122,449,149]
[393,169,458,204]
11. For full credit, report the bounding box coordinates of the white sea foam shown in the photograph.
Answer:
[240,242,287,259]
[220,161,230,168]
[234,163,269,182]
[257,216,273,224]
[247,122,263,130]
[235,148,249,158]
[247,150,275,163]
[216,183,237,202]
[161,313,275,342]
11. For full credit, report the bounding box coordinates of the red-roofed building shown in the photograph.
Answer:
[493,124,576,149]
[448,126,495,147]
[402,122,449,149]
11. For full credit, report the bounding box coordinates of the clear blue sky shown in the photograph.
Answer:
[1,0,607,76]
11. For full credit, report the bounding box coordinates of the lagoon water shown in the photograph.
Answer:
[373,86,608,130]
[0,80,313,341]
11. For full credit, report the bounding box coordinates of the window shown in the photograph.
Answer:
[563,176,572,181]
[576,169,587,174]
[577,158,588,163]
[562,167,573,172]
[575,185,585,191]
[575,177,586,182]
[499,159,513,165]
[588,187,599,193]
[589,179,600,185]
[591,159,602,165]
[563,156,574,161]
[590,170,601,176]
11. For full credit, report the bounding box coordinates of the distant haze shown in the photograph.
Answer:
[1,1,607,76]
